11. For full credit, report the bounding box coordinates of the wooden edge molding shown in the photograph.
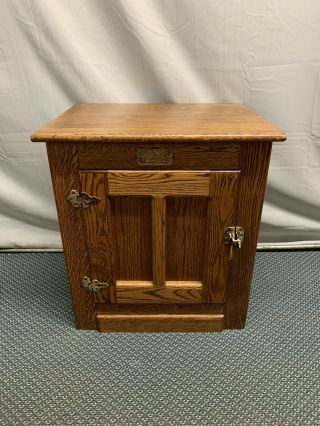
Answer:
[96,304,224,332]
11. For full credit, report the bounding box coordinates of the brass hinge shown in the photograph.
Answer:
[224,226,244,261]
[68,190,100,208]
[82,276,110,293]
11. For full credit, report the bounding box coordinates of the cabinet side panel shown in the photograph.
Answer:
[110,197,153,281]
[46,143,95,329]
[225,142,272,328]
[166,197,208,281]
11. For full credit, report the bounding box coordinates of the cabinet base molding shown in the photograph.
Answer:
[96,304,224,332]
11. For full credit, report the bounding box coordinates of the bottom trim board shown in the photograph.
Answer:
[96,304,224,332]
[116,280,202,304]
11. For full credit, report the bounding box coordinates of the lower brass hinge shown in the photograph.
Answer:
[82,276,110,293]
[68,190,100,208]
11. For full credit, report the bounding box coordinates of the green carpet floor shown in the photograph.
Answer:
[0,251,319,425]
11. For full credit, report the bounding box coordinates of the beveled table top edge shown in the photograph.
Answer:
[30,103,287,143]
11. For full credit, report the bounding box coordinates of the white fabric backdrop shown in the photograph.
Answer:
[1,0,320,248]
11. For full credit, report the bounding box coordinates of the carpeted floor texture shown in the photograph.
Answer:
[0,251,319,425]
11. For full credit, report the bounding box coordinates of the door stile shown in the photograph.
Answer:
[202,171,241,304]
[152,196,166,288]
[79,172,116,304]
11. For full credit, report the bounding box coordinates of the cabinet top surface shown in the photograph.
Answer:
[31,103,286,143]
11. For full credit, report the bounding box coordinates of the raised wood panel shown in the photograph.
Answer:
[77,142,240,170]
[96,304,224,332]
[166,197,208,281]
[203,171,241,304]
[45,143,95,329]
[79,172,115,304]
[110,197,152,281]
[225,142,272,329]
[116,280,202,304]
[107,171,210,197]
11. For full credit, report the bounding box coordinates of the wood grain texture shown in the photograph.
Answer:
[45,143,95,329]
[225,142,273,329]
[110,197,152,281]
[203,172,241,304]
[96,304,224,332]
[116,280,202,304]
[152,197,166,287]
[166,198,208,281]
[107,170,210,197]
[79,172,115,304]
[77,142,240,170]
[31,103,286,143]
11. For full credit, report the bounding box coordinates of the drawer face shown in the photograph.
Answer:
[77,142,240,170]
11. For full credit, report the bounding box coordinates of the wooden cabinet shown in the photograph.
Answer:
[31,104,286,332]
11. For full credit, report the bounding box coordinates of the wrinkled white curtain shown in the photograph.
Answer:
[0,0,320,248]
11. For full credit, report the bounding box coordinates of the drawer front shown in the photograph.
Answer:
[77,142,240,170]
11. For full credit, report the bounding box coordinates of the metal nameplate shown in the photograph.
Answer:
[137,148,173,166]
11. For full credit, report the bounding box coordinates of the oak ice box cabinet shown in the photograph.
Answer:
[31,104,286,332]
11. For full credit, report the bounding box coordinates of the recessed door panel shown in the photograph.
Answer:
[166,197,208,281]
[110,197,152,281]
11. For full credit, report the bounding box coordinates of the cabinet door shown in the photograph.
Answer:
[79,170,240,305]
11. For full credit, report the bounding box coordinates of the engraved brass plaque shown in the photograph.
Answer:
[137,148,173,166]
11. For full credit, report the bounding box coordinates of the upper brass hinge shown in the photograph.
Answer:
[68,190,100,208]
[82,276,110,293]
[224,226,244,261]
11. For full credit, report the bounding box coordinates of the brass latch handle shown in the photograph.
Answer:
[82,276,110,292]
[68,190,100,208]
[224,227,244,261]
